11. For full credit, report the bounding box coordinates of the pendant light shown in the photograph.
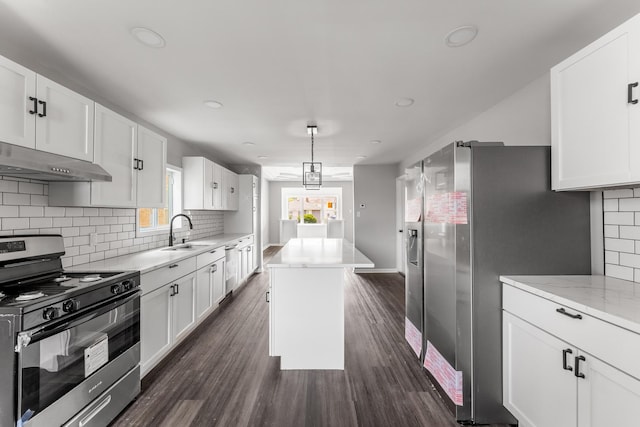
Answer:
[303,125,322,189]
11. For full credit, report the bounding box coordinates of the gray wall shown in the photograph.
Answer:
[261,177,270,249]
[268,181,354,245]
[353,165,397,270]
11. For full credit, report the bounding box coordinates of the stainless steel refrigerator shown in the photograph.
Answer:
[406,141,591,424]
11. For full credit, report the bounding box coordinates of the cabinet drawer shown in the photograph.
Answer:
[196,246,225,269]
[503,284,640,379]
[237,235,253,248]
[141,257,196,295]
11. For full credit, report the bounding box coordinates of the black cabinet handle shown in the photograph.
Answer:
[629,82,639,104]
[556,307,582,319]
[139,159,144,171]
[169,284,176,296]
[211,264,217,273]
[28,96,37,115]
[562,348,573,371]
[133,158,139,170]
[575,355,586,379]
[168,264,179,269]
[37,100,47,117]
[175,284,179,295]
[265,291,270,303]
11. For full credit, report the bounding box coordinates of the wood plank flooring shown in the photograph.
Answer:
[110,246,464,426]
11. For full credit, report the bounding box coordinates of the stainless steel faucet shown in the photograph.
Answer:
[169,214,193,246]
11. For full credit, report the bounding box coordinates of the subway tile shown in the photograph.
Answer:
[39,228,61,234]
[110,224,123,233]
[73,254,90,266]
[635,269,640,283]
[90,252,105,262]
[29,217,52,228]
[104,233,118,242]
[619,226,640,240]
[0,206,19,217]
[61,257,72,268]
[61,227,79,237]
[79,245,94,255]
[604,238,635,253]
[95,243,110,252]
[635,188,640,198]
[104,249,118,259]
[72,217,90,227]
[96,225,110,234]
[96,234,105,243]
[122,224,134,232]
[619,198,640,211]
[99,208,113,216]
[0,180,18,192]
[83,208,99,217]
[605,251,619,264]
[65,207,83,217]
[121,239,133,247]
[63,237,74,247]
[110,240,123,250]
[44,207,65,217]
[2,218,29,230]
[606,264,634,281]
[604,225,619,238]
[30,195,48,206]
[118,216,130,224]
[74,236,89,246]
[603,199,619,212]
[19,206,44,217]
[104,217,118,225]
[13,229,38,235]
[89,217,105,226]
[636,213,640,226]
[604,212,635,225]
[79,226,95,235]
[117,247,131,256]
[18,182,43,195]
[620,252,640,268]
[53,217,73,227]
[117,232,129,240]
[603,189,634,199]
[65,246,79,257]
[3,193,31,205]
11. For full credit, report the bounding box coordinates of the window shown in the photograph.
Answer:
[282,188,342,224]
[137,166,182,235]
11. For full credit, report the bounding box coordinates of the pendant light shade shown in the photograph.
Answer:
[303,125,322,189]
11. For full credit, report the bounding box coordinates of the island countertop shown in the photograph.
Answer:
[267,238,374,268]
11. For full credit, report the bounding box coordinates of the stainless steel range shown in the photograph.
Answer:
[0,235,140,427]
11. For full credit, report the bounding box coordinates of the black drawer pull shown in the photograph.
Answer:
[556,307,582,319]
[28,96,37,115]
[168,264,179,269]
[562,348,573,371]
[575,355,586,379]
[265,291,270,303]
[629,82,639,104]
[37,100,47,117]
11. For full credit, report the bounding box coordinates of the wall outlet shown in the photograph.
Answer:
[359,203,366,208]
[356,211,361,218]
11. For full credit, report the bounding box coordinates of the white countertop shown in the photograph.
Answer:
[69,233,250,275]
[501,275,640,334]
[267,238,374,268]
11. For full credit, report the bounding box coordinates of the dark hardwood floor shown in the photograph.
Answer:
[111,246,463,426]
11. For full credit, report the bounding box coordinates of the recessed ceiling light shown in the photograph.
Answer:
[445,25,478,48]
[130,27,166,48]
[257,155,269,159]
[204,100,223,109]
[370,140,382,144]
[356,155,367,159]
[242,141,255,146]
[395,98,414,107]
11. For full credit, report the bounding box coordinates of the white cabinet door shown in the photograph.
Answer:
[248,244,255,274]
[140,285,172,376]
[503,312,577,427]
[172,273,196,342]
[35,75,94,161]
[136,125,167,208]
[212,259,226,303]
[212,162,224,210]
[91,104,137,207]
[203,158,214,210]
[551,14,640,190]
[229,171,239,210]
[195,265,213,320]
[0,55,36,148]
[577,351,640,427]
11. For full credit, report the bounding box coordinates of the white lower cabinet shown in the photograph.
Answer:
[140,271,196,376]
[195,257,226,320]
[503,285,640,427]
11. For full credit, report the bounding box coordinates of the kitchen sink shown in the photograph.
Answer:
[161,243,210,251]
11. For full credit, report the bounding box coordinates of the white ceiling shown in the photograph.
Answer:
[262,166,352,181]
[0,0,639,168]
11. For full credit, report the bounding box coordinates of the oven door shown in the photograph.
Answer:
[16,292,140,427]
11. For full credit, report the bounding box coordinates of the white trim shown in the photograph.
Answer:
[136,164,184,238]
[281,187,343,222]
[353,268,399,274]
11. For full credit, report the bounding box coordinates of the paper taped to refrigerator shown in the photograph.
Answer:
[423,341,463,406]
[405,198,422,222]
[424,192,468,224]
[404,317,421,358]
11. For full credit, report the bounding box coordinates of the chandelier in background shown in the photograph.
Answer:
[303,125,322,189]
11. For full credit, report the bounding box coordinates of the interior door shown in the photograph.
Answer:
[0,55,36,148]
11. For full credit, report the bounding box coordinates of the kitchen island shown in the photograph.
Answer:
[267,238,374,370]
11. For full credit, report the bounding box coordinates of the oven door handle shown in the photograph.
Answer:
[15,291,139,352]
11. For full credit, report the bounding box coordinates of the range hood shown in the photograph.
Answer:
[0,142,111,182]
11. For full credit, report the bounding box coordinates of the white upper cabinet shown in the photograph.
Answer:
[137,126,167,208]
[91,104,137,207]
[183,156,237,211]
[35,75,94,161]
[0,55,36,148]
[551,13,640,190]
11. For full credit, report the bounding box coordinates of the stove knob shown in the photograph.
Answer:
[122,280,132,291]
[43,307,58,320]
[111,284,122,295]
[62,299,77,313]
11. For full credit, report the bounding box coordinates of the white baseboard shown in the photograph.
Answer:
[353,268,399,274]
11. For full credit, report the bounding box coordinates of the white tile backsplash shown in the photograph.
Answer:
[602,189,640,283]
[0,177,223,268]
